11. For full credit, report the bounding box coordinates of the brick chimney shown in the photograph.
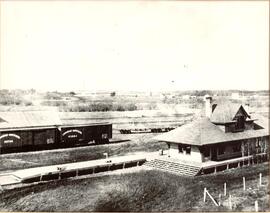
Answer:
[204,95,212,118]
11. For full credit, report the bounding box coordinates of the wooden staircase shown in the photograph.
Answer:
[143,158,201,176]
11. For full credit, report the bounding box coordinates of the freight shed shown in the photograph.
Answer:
[0,111,112,153]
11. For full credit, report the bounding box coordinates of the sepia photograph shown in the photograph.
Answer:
[0,0,269,212]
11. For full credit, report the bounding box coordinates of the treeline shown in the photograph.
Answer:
[0,90,33,106]
[41,101,138,112]
[65,102,137,112]
[64,103,137,112]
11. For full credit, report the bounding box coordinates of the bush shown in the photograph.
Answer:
[44,92,62,100]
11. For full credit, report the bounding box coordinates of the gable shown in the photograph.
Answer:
[211,104,250,124]
[233,106,250,120]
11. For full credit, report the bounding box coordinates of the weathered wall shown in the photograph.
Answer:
[224,121,255,133]
[168,143,203,163]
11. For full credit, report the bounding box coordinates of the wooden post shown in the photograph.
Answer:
[247,141,250,156]
[40,174,43,182]
[229,194,232,210]
[137,161,139,166]
[218,194,221,206]
[243,177,246,191]
[224,182,227,196]
[241,141,244,157]
[123,163,125,169]
[205,189,219,206]
[259,173,262,187]
[76,169,79,177]
[203,187,207,202]
[255,200,258,212]
[58,172,61,180]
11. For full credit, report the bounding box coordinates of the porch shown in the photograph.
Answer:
[144,152,269,176]
[200,152,269,175]
[201,136,268,162]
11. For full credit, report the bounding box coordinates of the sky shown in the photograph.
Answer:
[0,1,269,92]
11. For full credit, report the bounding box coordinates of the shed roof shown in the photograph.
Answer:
[154,117,269,146]
[0,111,62,130]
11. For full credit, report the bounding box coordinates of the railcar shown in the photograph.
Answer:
[0,123,112,154]
[59,123,112,146]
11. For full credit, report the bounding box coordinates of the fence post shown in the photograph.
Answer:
[259,173,262,187]
[229,194,232,210]
[203,187,207,202]
[255,200,258,212]
[218,194,221,206]
[205,189,219,206]
[243,177,246,191]
[224,182,227,196]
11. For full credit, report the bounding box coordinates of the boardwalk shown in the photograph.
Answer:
[0,152,159,187]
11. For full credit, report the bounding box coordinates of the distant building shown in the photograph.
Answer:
[149,96,269,176]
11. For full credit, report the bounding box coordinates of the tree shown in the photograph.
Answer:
[69,91,76,96]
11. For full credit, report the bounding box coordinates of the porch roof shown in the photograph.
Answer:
[154,117,269,146]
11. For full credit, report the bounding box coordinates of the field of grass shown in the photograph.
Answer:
[0,133,165,172]
[0,163,268,211]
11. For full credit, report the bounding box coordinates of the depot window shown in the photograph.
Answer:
[178,144,183,153]
[185,146,191,155]
[235,115,245,131]
[218,146,225,155]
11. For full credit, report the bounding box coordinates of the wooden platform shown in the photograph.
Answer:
[0,154,151,187]
[0,174,21,186]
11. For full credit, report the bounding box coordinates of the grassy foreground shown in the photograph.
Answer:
[0,162,268,211]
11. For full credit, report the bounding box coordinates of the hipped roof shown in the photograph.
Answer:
[154,116,269,146]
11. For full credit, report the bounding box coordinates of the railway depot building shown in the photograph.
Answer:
[149,96,269,176]
[0,111,112,153]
